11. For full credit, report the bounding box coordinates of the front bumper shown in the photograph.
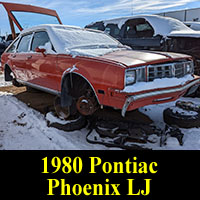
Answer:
[121,78,200,117]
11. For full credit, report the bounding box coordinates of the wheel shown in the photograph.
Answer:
[163,106,200,128]
[67,74,99,116]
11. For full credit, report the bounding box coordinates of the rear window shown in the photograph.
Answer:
[11,11,60,29]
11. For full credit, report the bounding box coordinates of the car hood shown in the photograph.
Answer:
[99,50,191,67]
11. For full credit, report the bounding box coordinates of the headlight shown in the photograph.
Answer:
[185,61,194,74]
[125,70,136,86]
[136,67,146,82]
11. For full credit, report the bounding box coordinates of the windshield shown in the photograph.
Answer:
[11,11,60,29]
[52,26,121,49]
[50,25,125,57]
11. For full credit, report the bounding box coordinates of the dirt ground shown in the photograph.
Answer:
[0,84,55,113]
[0,84,153,124]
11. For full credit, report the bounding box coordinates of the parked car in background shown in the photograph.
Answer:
[1,24,200,117]
[0,36,6,58]
[85,15,200,75]
[0,35,15,59]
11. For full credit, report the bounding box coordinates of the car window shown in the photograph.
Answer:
[6,38,19,53]
[31,31,51,51]
[136,23,152,32]
[85,22,105,31]
[87,26,100,30]
[125,18,154,38]
[105,24,120,38]
[17,34,32,52]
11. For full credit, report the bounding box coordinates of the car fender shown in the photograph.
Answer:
[60,66,100,108]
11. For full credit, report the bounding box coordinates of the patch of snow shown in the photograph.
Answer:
[0,73,12,87]
[66,65,78,73]
[171,106,198,117]
[0,92,108,150]
[39,41,56,54]
[122,74,194,93]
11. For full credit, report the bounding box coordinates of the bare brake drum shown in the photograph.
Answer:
[76,95,98,116]
[54,87,98,119]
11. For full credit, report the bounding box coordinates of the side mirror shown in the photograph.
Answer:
[35,47,46,55]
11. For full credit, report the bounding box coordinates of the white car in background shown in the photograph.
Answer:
[184,21,200,31]
[86,15,200,76]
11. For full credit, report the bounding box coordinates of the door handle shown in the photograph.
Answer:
[12,54,16,58]
[26,55,32,60]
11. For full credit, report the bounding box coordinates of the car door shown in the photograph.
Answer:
[10,33,33,81]
[27,31,59,91]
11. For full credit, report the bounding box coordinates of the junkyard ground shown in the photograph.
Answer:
[0,72,200,150]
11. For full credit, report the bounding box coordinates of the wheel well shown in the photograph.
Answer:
[4,64,13,81]
[60,73,98,107]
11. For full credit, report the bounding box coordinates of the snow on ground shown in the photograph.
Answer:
[0,92,110,150]
[0,73,12,87]
[0,73,199,150]
[139,97,200,150]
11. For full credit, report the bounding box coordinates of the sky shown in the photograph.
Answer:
[0,0,200,35]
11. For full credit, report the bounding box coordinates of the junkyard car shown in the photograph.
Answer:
[85,15,200,75]
[1,24,200,117]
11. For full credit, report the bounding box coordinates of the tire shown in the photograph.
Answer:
[163,106,200,128]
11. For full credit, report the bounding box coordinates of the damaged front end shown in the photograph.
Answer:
[166,37,200,75]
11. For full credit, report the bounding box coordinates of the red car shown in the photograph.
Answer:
[1,2,200,117]
[1,24,200,117]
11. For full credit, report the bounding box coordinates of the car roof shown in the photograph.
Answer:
[20,24,82,34]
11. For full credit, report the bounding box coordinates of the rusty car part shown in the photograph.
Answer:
[160,125,184,146]
[86,118,184,150]
[47,114,87,132]
[76,95,98,116]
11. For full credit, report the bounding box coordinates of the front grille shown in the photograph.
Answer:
[147,61,193,81]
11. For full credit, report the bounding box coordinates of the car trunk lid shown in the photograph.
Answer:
[0,1,62,39]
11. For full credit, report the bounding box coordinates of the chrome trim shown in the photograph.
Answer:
[147,61,193,81]
[121,78,200,117]
[17,79,60,96]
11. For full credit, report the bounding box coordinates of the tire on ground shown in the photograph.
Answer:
[163,106,200,128]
